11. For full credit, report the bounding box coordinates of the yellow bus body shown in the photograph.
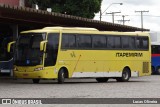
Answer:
[14,27,151,81]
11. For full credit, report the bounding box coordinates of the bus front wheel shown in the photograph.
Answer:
[96,78,108,83]
[58,69,65,84]
[32,79,40,83]
[116,68,130,82]
[151,66,155,74]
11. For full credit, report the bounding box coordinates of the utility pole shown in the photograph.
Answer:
[135,10,149,31]
[117,15,130,25]
[100,3,123,21]
[100,9,102,21]
[106,12,121,23]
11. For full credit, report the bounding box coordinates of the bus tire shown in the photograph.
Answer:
[151,66,155,75]
[58,69,65,84]
[32,79,40,83]
[156,66,160,75]
[96,78,108,83]
[116,68,130,82]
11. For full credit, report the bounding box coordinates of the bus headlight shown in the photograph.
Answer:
[34,67,44,71]
[14,67,18,71]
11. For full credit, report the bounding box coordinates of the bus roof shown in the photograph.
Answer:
[21,27,98,33]
[43,27,98,31]
[21,27,149,36]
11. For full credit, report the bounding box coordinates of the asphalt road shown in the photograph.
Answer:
[0,75,160,107]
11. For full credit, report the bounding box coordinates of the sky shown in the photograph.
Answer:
[94,0,160,32]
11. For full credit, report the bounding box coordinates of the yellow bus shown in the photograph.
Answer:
[8,27,151,83]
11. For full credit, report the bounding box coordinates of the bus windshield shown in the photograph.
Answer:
[15,33,46,66]
[0,37,12,61]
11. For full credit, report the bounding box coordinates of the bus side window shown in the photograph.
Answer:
[122,36,129,49]
[152,46,157,54]
[68,34,76,48]
[108,36,114,49]
[45,33,59,67]
[92,35,106,49]
[152,46,160,54]
[136,37,141,49]
[142,37,149,50]
[61,34,76,49]
[77,35,92,49]
[136,37,149,50]
[115,36,121,49]
[61,34,69,48]
[129,37,136,49]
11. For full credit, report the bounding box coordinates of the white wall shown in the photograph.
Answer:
[19,0,25,7]
[150,32,160,42]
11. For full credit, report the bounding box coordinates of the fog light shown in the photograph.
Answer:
[34,67,44,71]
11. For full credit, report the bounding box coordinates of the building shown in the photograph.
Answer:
[0,0,25,7]
[0,0,149,38]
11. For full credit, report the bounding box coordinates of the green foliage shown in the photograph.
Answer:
[26,0,102,19]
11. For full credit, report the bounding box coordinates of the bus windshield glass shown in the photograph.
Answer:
[15,33,46,66]
[0,37,12,61]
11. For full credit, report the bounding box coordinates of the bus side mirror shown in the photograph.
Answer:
[7,41,16,52]
[40,41,48,51]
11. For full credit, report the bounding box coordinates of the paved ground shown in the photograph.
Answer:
[0,75,160,107]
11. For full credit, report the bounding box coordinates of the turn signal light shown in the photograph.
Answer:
[14,67,18,71]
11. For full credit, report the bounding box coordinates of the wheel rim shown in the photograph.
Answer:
[62,72,65,79]
[123,71,129,80]
[158,68,160,74]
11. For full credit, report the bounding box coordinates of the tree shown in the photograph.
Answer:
[26,0,102,19]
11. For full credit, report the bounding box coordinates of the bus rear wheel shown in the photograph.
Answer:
[116,68,130,82]
[58,69,65,84]
[32,79,40,83]
[96,78,108,83]
[156,67,160,75]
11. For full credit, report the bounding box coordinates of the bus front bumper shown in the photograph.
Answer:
[14,70,58,79]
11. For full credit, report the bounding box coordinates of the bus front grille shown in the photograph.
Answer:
[143,62,149,73]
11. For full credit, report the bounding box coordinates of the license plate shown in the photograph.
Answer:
[23,74,28,76]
